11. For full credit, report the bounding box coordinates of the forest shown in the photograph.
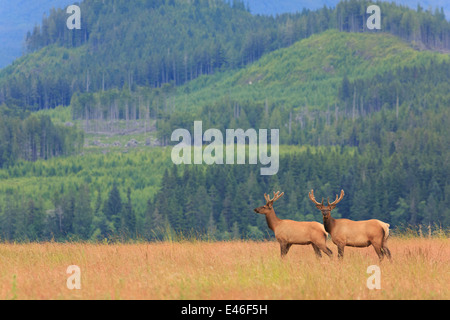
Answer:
[0,0,449,111]
[0,142,447,242]
[0,0,448,241]
[0,110,84,168]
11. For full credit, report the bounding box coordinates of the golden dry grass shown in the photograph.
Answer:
[0,238,448,300]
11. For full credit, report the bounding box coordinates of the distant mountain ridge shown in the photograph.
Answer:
[173,29,450,111]
[245,0,449,19]
[0,0,74,68]
[1,0,448,69]
[1,0,449,113]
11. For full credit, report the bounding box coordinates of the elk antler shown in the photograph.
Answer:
[272,191,284,203]
[328,189,345,207]
[264,191,284,204]
[308,189,324,206]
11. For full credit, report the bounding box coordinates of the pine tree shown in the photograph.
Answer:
[144,197,166,240]
[26,199,45,241]
[121,187,136,238]
[61,194,75,236]
[92,189,112,240]
[73,184,93,239]
[104,182,122,232]
[0,194,17,241]
[206,212,217,239]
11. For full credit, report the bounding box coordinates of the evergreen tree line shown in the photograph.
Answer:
[0,112,84,168]
[0,181,135,241]
[0,145,448,242]
[148,147,450,240]
[1,0,449,111]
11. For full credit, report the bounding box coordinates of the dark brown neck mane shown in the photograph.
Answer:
[323,214,336,234]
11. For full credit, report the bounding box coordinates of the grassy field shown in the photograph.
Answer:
[0,238,448,300]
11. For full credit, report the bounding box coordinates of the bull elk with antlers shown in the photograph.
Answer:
[308,189,391,261]
[254,191,333,258]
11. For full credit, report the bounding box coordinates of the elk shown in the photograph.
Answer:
[308,189,391,261]
[254,191,333,258]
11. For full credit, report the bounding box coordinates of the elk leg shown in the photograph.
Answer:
[311,243,322,258]
[382,245,392,261]
[316,243,333,258]
[372,243,384,262]
[337,245,345,260]
[323,246,333,258]
[280,242,291,258]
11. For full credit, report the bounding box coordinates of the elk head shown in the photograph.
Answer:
[308,189,344,219]
[254,191,284,215]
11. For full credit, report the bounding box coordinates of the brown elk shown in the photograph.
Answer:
[308,189,391,261]
[254,191,333,258]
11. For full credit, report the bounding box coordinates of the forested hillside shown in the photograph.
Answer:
[1,0,449,111]
[1,30,448,241]
[0,0,448,241]
[148,31,450,237]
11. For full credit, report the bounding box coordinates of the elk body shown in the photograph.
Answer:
[254,191,333,258]
[308,189,391,261]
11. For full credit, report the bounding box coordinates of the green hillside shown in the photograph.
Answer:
[0,1,449,241]
[176,30,449,110]
[1,29,449,241]
[1,0,449,111]
[154,29,450,149]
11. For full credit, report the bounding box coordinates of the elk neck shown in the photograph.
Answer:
[265,209,281,232]
[322,214,336,234]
